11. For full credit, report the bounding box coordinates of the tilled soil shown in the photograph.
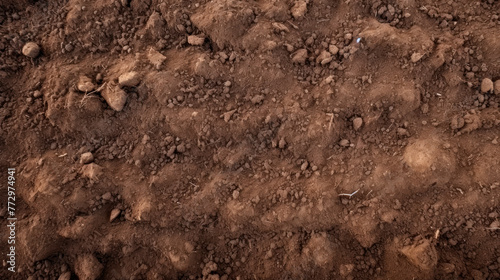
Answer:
[1,0,500,279]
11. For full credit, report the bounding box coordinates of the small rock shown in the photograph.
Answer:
[101,85,127,111]
[222,109,236,122]
[118,71,140,87]
[494,80,500,95]
[147,49,167,70]
[490,220,500,229]
[278,138,287,149]
[353,117,363,131]
[33,90,42,98]
[411,52,424,63]
[77,76,95,92]
[251,95,264,104]
[58,271,71,280]
[291,0,308,19]
[397,128,409,136]
[439,263,455,274]
[22,42,40,58]
[109,209,120,222]
[291,49,308,64]
[300,161,309,171]
[329,45,339,55]
[316,50,332,65]
[339,139,350,147]
[64,43,74,52]
[481,78,493,93]
[176,143,186,153]
[102,192,112,200]
[232,190,240,199]
[188,35,206,46]
[450,115,465,130]
[80,152,94,164]
[74,254,103,280]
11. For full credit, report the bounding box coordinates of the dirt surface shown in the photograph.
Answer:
[1,0,500,279]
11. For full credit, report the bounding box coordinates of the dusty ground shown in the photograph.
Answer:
[1,0,500,279]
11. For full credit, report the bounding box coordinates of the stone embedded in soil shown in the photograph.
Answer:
[329,44,339,55]
[110,209,120,222]
[481,78,493,93]
[291,49,308,64]
[81,163,103,181]
[101,85,128,111]
[74,254,103,280]
[147,49,167,70]
[80,152,94,164]
[278,138,287,149]
[353,117,363,130]
[251,95,264,104]
[339,139,350,147]
[439,263,456,274]
[291,0,308,19]
[494,79,500,95]
[77,76,95,92]
[118,71,141,87]
[187,35,206,46]
[411,52,424,63]
[316,50,332,65]
[58,271,71,280]
[22,42,40,58]
[399,239,438,271]
[450,115,465,130]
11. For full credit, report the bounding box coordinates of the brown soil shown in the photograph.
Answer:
[1,0,500,279]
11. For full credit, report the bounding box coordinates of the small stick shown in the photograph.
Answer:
[58,153,67,157]
[326,113,334,131]
[287,20,299,30]
[338,189,359,197]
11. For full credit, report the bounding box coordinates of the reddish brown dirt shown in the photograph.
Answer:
[1,0,500,279]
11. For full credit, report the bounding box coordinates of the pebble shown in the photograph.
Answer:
[77,76,95,92]
[74,254,103,280]
[481,78,493,93]
[109,209,121,222]
[353,117,363,131]
[232,190,240,199]
[316,50,332,65]
[118,71,141,87]
[278,138,287,149]
[494,80,500,95]
[176,143,186,153]
[80,152,94,164]
[291,0,308,19]
[58,271,71,280]
[64,43,74,52]
[22,42,40,58]
[33,90,42,98]
[187,35,205,46]
[291,49,308,64]
[102,192,112,200]
[251,95,264,104]
[411,52,424,63]
[102,86,128,111]
[147,49,167,69]
[329,45,339,55]
[339,139,350,147]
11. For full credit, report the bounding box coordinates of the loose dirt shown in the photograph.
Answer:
[1,0,500,279]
